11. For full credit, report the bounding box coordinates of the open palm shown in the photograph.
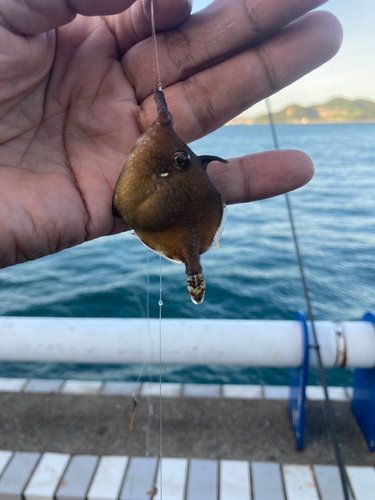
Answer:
[0,0,342,268]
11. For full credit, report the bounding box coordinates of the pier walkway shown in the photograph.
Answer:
[0,452,374,500]
[0,379,374,499]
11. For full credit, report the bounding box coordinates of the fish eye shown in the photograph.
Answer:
[173,151,190,169]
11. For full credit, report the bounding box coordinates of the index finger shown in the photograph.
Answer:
[137,11,342,142]
[123,0,328,102]
[208,150,315,205]
[0,0,137,35]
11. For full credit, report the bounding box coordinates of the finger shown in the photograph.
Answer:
[123,0,328,101]
[138,11,343,142]
[0,0,137,35]
[106,0,192,54]
[208,150,315,205]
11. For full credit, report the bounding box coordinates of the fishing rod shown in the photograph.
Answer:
[265,99,351,500]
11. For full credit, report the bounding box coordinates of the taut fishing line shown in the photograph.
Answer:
[129,1,164,491]
[151,0,163,496]
[158,256,163,498]
[265,98,350,500]
[151,0,162,92]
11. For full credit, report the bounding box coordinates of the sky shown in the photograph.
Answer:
[191,0,375,118]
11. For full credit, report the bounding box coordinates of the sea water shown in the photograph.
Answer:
[0,123,374,386]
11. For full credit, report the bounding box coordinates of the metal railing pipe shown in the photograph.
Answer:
[0,317,373,368]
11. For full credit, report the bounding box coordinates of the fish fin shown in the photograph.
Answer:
[207,203,227,251]
[187,272,205,304]
[161,254,183,265]
[199,155,229,168]
[136,233,183,264]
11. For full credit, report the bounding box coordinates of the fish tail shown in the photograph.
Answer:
[187,272,206,304]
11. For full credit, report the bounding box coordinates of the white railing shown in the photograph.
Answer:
[1,317,374,368]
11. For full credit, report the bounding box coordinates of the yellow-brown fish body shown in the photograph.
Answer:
[112,91,227,304]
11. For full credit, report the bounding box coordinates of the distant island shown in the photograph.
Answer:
[227,98,375,125]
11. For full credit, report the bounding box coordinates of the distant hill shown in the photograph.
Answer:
[227,98,375,125]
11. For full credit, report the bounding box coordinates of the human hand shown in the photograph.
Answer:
[0,0,342,268]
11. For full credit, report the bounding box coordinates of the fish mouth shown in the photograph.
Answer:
[154,90,173,127]
[112,201,122,219]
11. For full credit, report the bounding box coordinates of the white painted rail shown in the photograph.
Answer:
[154,458,188,500]
[346,466,375,500]
[282,465,320,500]
[1,453,374,500]
[24,453,70,500]
[0,317,374,368]
[220,461,251,500]
[87,456,128,500]
[0,451,12,476]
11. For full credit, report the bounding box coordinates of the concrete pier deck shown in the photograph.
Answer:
[0,381,373,467]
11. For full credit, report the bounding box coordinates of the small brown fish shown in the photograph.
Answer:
[112,90,228,304]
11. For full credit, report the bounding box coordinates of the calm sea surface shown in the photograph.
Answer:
[1,123,374,386]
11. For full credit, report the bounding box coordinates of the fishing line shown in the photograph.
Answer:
[151,0,162,92]
[158,256,163,499]
[129,254,153,455]
[134,255,152,386]
[151,1,163,495]
[265,98,350,500]
[142,255,154,457]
